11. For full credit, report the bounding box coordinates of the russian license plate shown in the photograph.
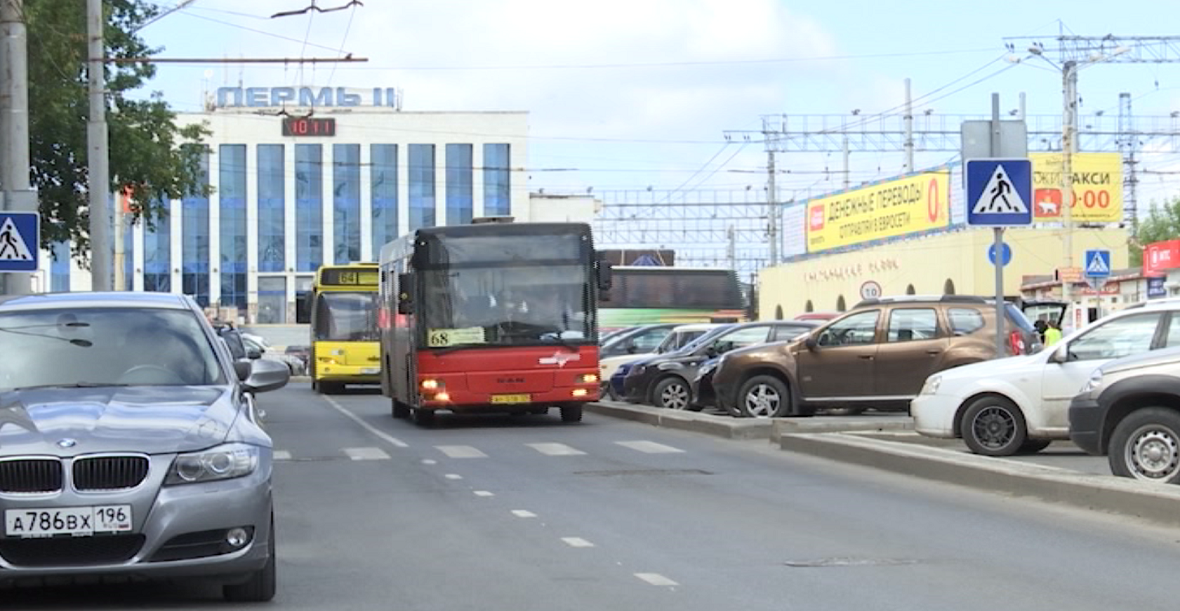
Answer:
[491,394,531,404]
[5,505,133,537]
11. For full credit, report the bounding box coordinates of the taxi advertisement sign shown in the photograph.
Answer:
[806,171,950,254]
[1029,152,1122,223]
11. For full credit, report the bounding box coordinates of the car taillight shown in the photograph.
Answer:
[1008,330,1025,356]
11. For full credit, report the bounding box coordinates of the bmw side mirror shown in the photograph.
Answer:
[243,358,290,394]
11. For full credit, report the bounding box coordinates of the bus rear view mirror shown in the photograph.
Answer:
[397,273,414,315]
[597,260,613,291]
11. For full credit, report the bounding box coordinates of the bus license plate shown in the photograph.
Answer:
[362,367,379,375]
[491,394,530,404]
[5,505,133,537]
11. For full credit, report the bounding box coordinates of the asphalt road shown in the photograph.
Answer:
[9,382,1180,610]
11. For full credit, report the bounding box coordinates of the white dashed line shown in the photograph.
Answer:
[319,396,409,448]
[343,447,390,461]
[561,537,595,548]
[273,450,292,461]
[635,573,679,586]
[616,441,685,454]
[511,510,537,518]
[436,445,488,458]
[422,459,437,465]
[445,474,463,480]
[473,490,494,497]
[527,443,587,456]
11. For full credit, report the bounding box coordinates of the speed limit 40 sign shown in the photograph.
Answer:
[860,281,882,300]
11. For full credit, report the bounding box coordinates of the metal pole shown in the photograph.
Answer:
[0,0,33,295]
[88,0,111,292]
[767,150,777,265]
[842,136,850,190]
[1061,60,1077,331]
[1019,92,1026,120]
[991,93,1006,357]
[904,77,914,172]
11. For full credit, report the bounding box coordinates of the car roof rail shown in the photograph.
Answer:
[853,294,987,308]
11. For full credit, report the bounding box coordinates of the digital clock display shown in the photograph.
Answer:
[281,117,336,137]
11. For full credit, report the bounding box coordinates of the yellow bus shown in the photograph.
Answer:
[309,263,381,393]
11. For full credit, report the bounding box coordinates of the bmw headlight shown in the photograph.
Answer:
[1080,370,1104,395]
[919,374,942,396]
[165,443,260,485]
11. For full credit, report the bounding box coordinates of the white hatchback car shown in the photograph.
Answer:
[911,302,1180,456]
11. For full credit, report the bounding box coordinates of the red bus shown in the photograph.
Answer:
[377,219,612,425]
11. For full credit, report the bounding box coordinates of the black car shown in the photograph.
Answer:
[691,321,818,409]
[621,321,817,410]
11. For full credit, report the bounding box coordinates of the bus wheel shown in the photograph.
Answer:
[412,408,435,426]
[319,382,343,394]
[392,400,410,419]
[560,405,583,423]
[529,407,548,415]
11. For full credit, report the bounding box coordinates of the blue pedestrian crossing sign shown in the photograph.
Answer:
[0,212,38,272]
[966,158,1033,227]
[1084,249,1111,278]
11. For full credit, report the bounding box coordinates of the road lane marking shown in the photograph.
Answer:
[445,474,463,480]
[320,396,409,448]
[422,459,437,465]
[527,443,586,456]
[474,490,494,497]
[616,441,685,454]
[273,450,292,461]
[436,445,488,458]
[512,510,537,518]
[562,537,595,548]
[343,447,390,461]
[635,573,679,586]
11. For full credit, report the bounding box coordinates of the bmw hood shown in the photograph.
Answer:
[0,386,238,456]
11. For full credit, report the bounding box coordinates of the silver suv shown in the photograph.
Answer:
[1070,345,1180,483]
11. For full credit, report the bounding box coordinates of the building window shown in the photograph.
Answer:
[484,143,510,216]
[333,144,361,264]
[50,239,69,292]
[143,201,171,293]
[219,144,248,311]
[774,305,784,320]
[446,144,473,225]
[296,144,324,272]
[906,284,916,295]
[257,276,287,324]
[182,148,211,307]
[837,295,847,312]
[408,144,435,231]
[371,144,398,255]
[943,278,956,295]
[258,144,285,272]
[805,299,814,312]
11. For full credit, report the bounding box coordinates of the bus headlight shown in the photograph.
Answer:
[421,379,440,391]
[580,373,599,384]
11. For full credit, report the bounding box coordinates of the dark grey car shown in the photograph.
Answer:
[0,292,289,601]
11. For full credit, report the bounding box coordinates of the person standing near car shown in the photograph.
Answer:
[1044,320,1063,347]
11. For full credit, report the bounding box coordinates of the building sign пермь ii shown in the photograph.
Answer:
[216,86,400,109]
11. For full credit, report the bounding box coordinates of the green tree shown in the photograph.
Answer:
[1131,197,1180,266]
[26,0,209,258]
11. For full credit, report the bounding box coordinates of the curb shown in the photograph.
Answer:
[779,432,1180,527]
[585,402,772,440]
[770,416,913,442]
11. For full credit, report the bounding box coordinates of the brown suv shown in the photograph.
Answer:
[711,295,1042,418]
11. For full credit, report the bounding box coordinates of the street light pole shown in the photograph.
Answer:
[87,0,111,292]
[1061,60,1077,327]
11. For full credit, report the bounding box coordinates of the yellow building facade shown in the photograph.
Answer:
[759,226,1130,319]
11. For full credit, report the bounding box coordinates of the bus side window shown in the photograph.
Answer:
[397,273,414,315]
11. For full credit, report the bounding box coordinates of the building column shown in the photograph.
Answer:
[132,217,144,291]
[169,198,182,294]
[360,143,373,261]
[208,147,222,306]
[436,145,448,226]
[246,143,259,323]
[397,145,410,237]
[322,144,335,266]
[473,142,485,219]
[284,144,298,323]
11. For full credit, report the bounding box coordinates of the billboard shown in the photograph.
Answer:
[1030,152,1122,223]
[806,170,950,254]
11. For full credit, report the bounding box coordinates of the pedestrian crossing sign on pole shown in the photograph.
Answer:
[1084,249,1111,278]
[966,158,1033,227]
[0,212,38,272]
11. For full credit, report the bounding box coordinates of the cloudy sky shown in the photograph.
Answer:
[137,0,1180,216]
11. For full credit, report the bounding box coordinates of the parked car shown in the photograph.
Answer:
[622,321,815,410]
[711,295,1042,418]
[912,304,1180,456]
[692,321,817,409]
[1070,345,1180,482]
[605,323,723,400]
[0,292,289,600]
[600,323,681,359]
